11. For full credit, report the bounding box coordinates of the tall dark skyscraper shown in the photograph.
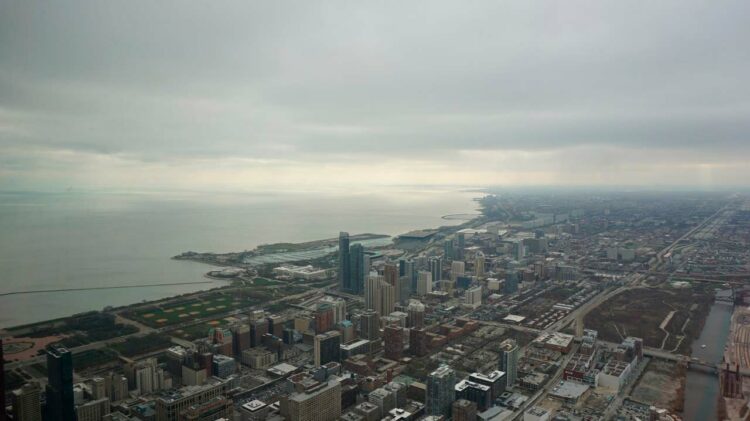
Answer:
[349,243,365,294]
[384,263,399,286]
[45,346,76,421]
[429,257,442,282]
[338,232,351,292]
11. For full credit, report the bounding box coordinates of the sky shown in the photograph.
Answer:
[1,1,749,192]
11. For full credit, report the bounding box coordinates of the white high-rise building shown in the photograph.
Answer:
[451,261,465,282]
[475,255,486,278]
[375,279,396,317]
[417,271,432,296]
[365,275,383,311]
[464,286,482,308]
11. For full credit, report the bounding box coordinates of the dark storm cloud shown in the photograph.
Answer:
[1,0,749,188]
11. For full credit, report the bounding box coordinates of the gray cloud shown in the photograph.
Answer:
[1,1,749,189]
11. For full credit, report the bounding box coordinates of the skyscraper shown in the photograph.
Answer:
[359,309,380,341]
[314,331,341,366]
[452,399,477,421]
[406,300,425,328]
[364,275,382,311]
[349,243,365,294]
[404,260,417,292]
[375,279,396,317]
[475,254,485,278]
[396,276,410,305]
[457,233,466,259]
[451,261,465,282]
[426,365,456,417]
[417,271,432,296]
[443,239,454,262]
[384,325,404,361]
[11,382,42,421]
[499,339,519,386]
[45,346,76,421]
[429,257,442,282]
[338,232,351,292]
[384,263,399,287]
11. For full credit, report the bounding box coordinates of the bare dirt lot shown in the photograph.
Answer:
[583,285,713,354]
[630,359,685,412]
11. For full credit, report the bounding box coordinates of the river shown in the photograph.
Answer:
[682,290,734,421]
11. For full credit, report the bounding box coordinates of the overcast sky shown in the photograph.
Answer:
[1,1,749,192]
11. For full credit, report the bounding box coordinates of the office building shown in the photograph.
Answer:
[212,354,236,379]
[45,346,76,421]
[429,257,442,282]
[469,371,506,400]
[339,232,351,292]
[314,303,335,333]
[155,381,224,421]
[165,347,187,378]
[208,327,233,356]
[474,255,485,278]
[504,271,519,294]
[451,261,465,282]
[452,399,477,421]
[396,276,411,304]
[76,398,110,421]
[455,380,492,411]
[230,323,251,357]
[409,328,429,357]
[359,309,380,341]
[426,365,456,417]
[283,377,342,421]
[404,260,417,292]
[464,286,482,309]
[320,297,346,326]
[406,300,425,328]
[444,239,455,261]
[369,387,395,419]
[364,275,382,311]
[339,319,356,343]
[132,358,169,394]
[375,279,396,317]
[349,243,366,294]
[181,396,233,421]
[11,382,42,421]
[417,271,432,296]
[314,331,341,366]
[457,233,466,259]
[250,318,269,348]
[241,348,277,369]
[384,325,404,361]
[384,263,399,287]
[240,400,269,421]
[499,339,520,386]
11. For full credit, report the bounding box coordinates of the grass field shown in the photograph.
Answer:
[251,277,285,286]
[126,294,245,327]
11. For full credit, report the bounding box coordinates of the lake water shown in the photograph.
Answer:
[682,295,733,421]
[0,188,480,328]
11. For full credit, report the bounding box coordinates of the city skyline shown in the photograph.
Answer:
[2,1,750,192]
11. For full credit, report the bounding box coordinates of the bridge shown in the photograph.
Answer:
[643,348,750,376]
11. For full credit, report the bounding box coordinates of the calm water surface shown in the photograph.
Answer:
[0,188,479,327]
[683,297,733,421]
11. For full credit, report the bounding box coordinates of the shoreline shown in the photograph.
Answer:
[2,209,484,333]
[0,281,215,297]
